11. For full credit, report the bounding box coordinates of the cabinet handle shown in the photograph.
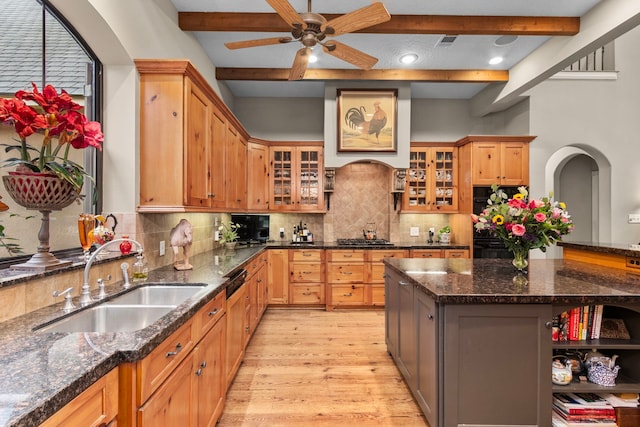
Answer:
[245,326,250,333]
[208,193,215,198]
[208,308,218,316]
[166,342,183,358]
[428,314,434,320]
[303,252,312,257]
[399,280,409,286]
[545,321,553,329]
[343,293,353,297]
[343,254,353,258]
[195,361,207,376]
[302,292,312,296]
[303,271,312,275]
[342,271,353,275]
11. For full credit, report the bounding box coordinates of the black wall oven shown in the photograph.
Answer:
[472,186,521,259]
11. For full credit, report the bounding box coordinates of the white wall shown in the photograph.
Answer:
[528,25,640,244]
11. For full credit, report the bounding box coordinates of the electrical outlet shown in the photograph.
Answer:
[629,214,640,224]
[214,230,220,241]
[159,240,165,256]
[279,227,285,239]
[410,227,420,237]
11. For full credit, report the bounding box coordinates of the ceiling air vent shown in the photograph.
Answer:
[437,35,458,47]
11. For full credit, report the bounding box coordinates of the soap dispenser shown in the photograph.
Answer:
[132,253,148,282]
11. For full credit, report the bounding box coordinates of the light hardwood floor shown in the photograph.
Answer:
[218,308,429,426]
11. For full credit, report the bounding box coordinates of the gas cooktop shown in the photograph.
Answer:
[337,238,393,246]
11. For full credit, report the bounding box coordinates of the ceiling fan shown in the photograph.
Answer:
[224,0,391,81]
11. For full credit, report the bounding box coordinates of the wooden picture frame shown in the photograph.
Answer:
[337,89,397,152]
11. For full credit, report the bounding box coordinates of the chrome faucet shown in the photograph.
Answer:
[79,238,144,306]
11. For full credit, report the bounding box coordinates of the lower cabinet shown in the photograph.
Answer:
[194,314,226,427]
[386,268,551,427]
[226,283,247,386]
[41,367,119,427]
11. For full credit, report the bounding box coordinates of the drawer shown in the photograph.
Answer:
[444,249,469,259]
[290,249,324,262]
[327,249,365,262]
[330,284,366,305]
[411,249,444,258]
[367,263,387,284]
[366,249,407,262]
[244,252,267,278]
[290,284,325,304]
[138,318,194,404]
[290,262,324,282]
[371,284,385,306]
[194,290,225,339]
[327,263,365,283]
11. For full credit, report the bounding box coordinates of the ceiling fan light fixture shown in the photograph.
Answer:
[489,56,504,65]
[308,54,318,63]
[400,53,418,65]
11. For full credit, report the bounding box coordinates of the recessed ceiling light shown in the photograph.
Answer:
[308,55,318,64]
[489,56,504,65]
[495,35,518,46]
[399,53,418,65]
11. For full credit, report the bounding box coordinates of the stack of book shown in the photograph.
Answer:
[553,305,604,342]
[553,393,618,426]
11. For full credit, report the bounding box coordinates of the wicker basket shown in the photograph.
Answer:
[2,172,79,210]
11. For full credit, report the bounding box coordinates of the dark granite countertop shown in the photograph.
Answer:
[384,258,640,305]
[0,245,264,427]
[265,241,469,250]
[558,241,640,257]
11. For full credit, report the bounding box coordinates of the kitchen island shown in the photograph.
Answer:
[384,257,640,427]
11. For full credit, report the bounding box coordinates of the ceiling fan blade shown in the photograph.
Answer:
[266,0,305,29]
[323,41,378,70]
[225,37,292,50]
[323,2,391,36]
[289,47,311,81]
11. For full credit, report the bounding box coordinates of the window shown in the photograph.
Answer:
[0,0,102,264]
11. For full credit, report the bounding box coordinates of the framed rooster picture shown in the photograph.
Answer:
[337,89,397,152]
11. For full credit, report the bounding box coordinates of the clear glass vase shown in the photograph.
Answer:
[510,246,529,272]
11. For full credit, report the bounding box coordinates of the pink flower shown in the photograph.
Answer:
[529,199,544,209]
[534,212,547,222]
[551,207,563,219]
[471,214,479,223]
[508,199,526,208]
[511,224,526,236]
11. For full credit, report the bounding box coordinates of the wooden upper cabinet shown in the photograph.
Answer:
[403,144,458,212]
[247,141,269,211]
[136,59,249,212]
[462,136,534,186]
[269,144,324,212]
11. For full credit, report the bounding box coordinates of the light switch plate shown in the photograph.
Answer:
[159,240,165,256]
[629,214,640,224]
[410,227,420,236]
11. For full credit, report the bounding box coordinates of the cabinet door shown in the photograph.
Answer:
[268,249,289,304]
[226,127,247,210]
[432,147,458,211]
[270,148,295,210]
[443,304,551,426]
[500,142,529,185]
[138,352,195,426]
[195,315,226,427]
[209,106,227,208]
[385,270,400,357]
[415,290,438,427]
[397,277,417,389]
[225,284,246,385]
[404,149,429,209]
[41,368,118,427]
[471,142,502,186]
[185,80,211,207]
[297,148,323,211]
[247,142,269,211]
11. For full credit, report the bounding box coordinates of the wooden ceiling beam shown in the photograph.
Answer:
[215,68,509,83]
[179,12,579,36]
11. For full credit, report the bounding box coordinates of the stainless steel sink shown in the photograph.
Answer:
[36,305,176,333]
[106,285,206,306]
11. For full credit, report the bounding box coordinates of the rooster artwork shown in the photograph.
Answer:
[344,101,387,143]
[339,90,396,151]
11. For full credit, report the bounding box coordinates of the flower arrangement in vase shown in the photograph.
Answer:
[0,82,103,194]
[471,184,573,271]
[219,221,241,248]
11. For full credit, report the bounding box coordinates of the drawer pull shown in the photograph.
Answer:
[342,271,353,275]
[343,254,353,258]
[303,271,313,275]
[303,252,312,257]
[343,293,353,297]
[399,280,409,286]
[302,292,312,296]
[166,343,183,358]
[208,308,219,316]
